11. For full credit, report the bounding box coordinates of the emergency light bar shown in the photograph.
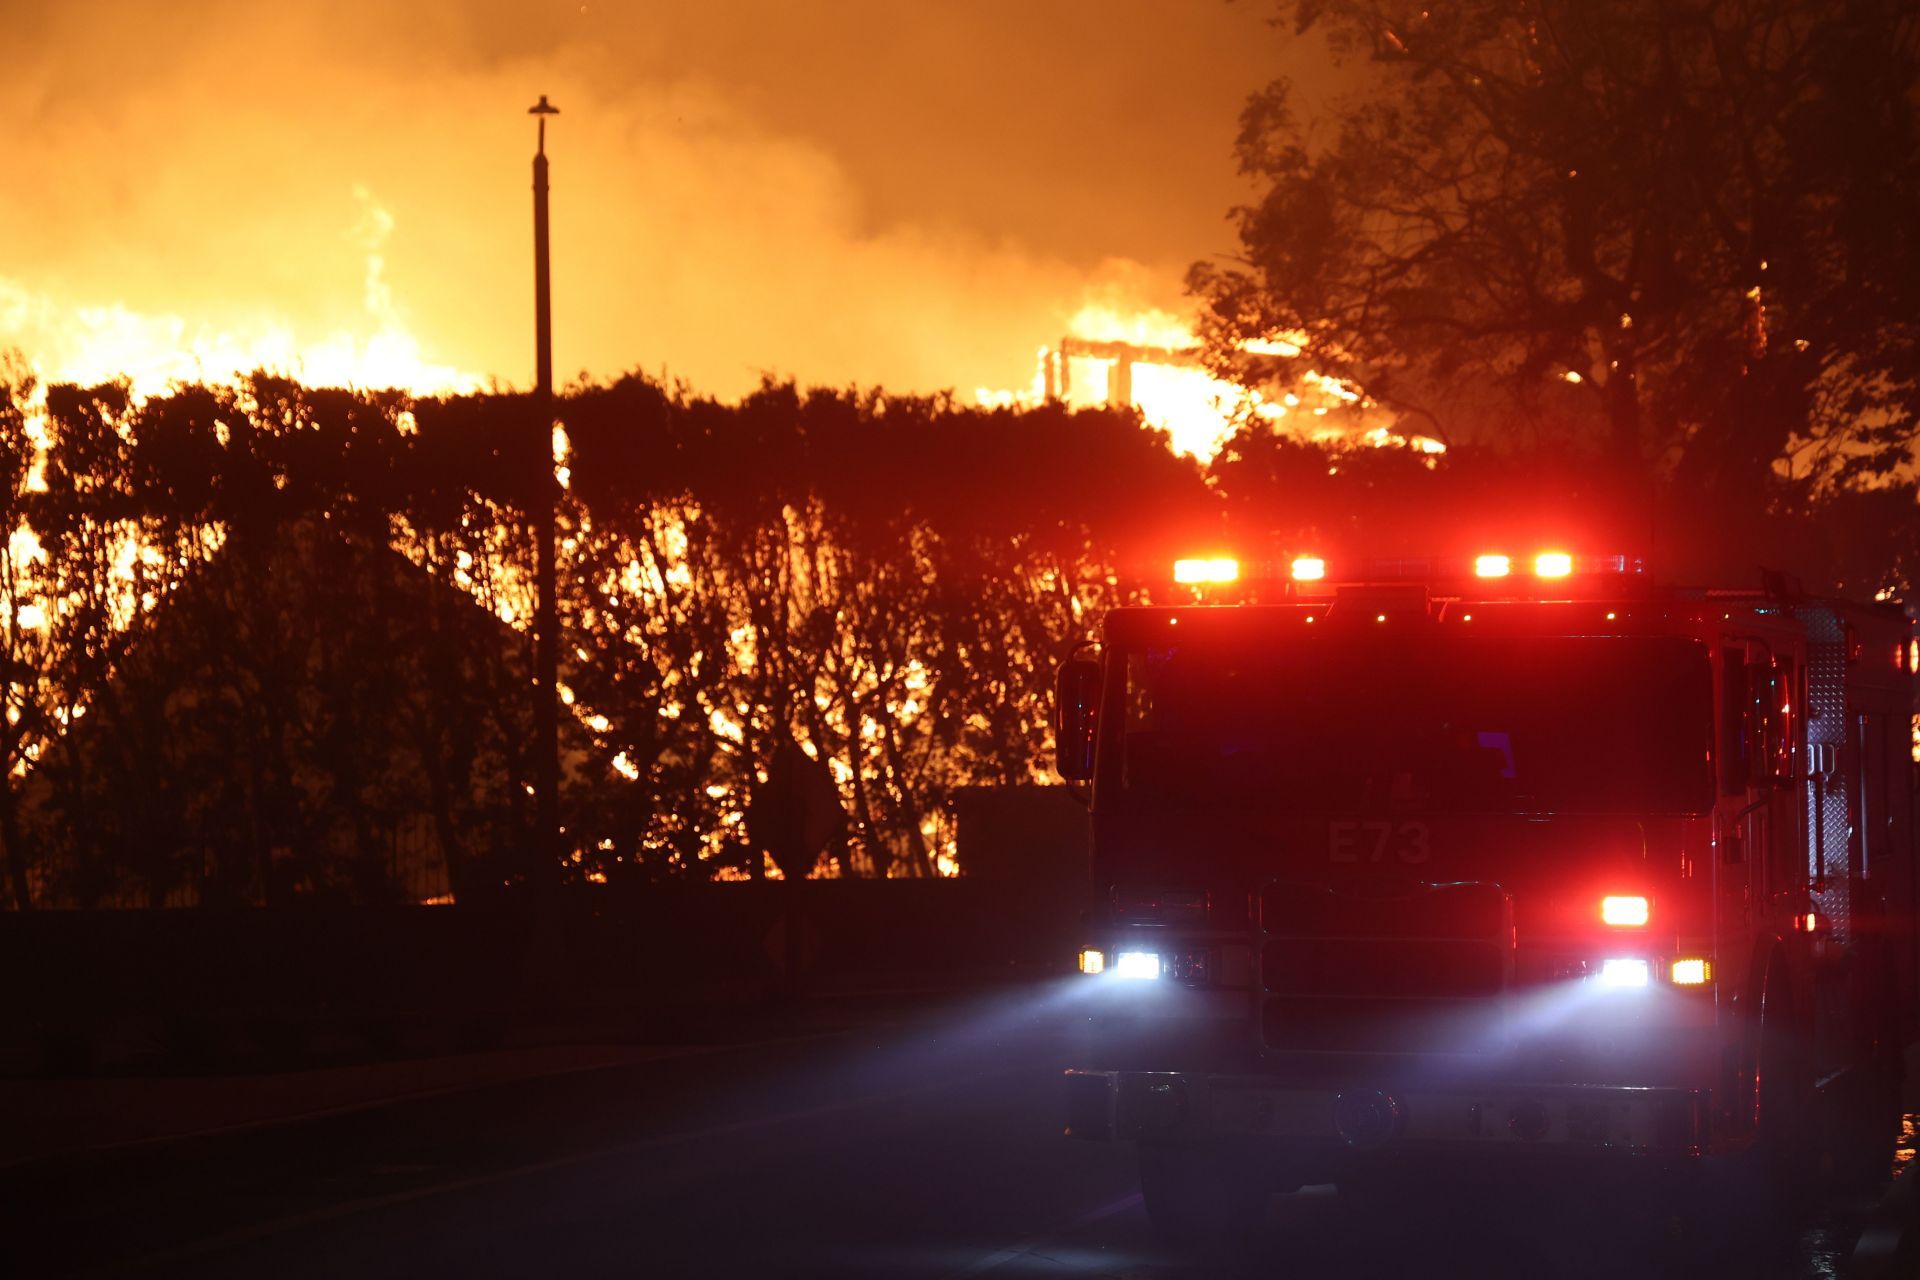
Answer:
[1170,552,1645,587]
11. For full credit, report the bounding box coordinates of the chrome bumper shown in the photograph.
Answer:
[1065,1069,1709,1154]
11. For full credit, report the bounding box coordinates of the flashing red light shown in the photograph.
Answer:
[1600,895,1650,927]
[1291,556,1326,582]
[1797,911,1819,934]
[1173,558,1238,585]
[1474,554,1511,579]
[1534,551,1574,578]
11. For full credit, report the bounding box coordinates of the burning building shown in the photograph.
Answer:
[979,303,1446,465]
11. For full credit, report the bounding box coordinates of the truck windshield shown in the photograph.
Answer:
[1118,632,1713,815]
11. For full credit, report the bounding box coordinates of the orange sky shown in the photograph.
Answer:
[0,0,1337,399]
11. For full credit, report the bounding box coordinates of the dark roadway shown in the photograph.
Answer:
[4,982,1915,1280]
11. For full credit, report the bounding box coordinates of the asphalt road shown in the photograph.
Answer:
[4,982,1914,1279]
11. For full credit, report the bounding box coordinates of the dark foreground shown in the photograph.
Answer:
[4,982,1915,1279]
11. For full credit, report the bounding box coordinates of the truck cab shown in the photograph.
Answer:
[1057,553,1919,1244]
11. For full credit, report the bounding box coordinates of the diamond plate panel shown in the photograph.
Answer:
[1799,606,1851,942]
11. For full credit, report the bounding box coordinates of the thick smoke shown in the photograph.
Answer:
[0,0,1307,397]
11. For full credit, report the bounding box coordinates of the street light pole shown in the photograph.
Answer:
[529,94,560,887]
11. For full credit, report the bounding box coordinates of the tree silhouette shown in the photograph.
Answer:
[0,363,1216,901]
[0,360,54,909]
[1194,0,1919,536]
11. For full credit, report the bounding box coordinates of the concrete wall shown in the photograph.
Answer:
[0,877,1083,1076]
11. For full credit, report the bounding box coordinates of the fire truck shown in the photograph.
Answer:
[1055,552,1919,1245]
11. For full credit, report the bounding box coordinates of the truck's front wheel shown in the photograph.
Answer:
[1685,952,1816,1267]
[1136,1140,1269,1251]
[1830,952,1904,1192]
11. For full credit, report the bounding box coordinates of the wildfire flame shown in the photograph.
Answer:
[1064,301,1197,352]
[978,301,1444,463]
[1,193,481,398]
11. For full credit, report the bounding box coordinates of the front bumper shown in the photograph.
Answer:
[1065,1069,1709,1156]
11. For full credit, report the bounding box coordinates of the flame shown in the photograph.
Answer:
[978,301,1442,464]
[1129,362,1251,459]
[2,193,481,397]
[553,423,572,490]
[0,193,497,792]
[1063,302,1196,351]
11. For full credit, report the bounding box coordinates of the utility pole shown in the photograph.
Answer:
[529,94,561,887]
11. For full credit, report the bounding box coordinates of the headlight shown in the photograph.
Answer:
[1114,951,1162,980]
[1597,957,1650,988]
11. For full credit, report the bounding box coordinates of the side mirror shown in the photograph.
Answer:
[1053,656,1102,782]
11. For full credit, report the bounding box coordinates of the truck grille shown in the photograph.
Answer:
[1258,881,1513,1056]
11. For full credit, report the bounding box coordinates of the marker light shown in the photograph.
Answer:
[1670,957,1712,986]
[1797,911,1819,934]
[1598,957,1651,988]
[1077,948,1106,975]
[1474,554,1511,578]
[1600,895,1650,927]
[1114,951,1161,980]
[1173,558,1238,585]
[1291,556,1326,582]
[1534,551,1573,578]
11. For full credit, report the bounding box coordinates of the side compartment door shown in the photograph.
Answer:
[1714,645,1764,933]
[1760,649,1806,917]
[1714,641,1806,1134]
[1714,643,1762,1134]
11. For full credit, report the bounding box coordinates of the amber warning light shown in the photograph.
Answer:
[1671,958,1712,986]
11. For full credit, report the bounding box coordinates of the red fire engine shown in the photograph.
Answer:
[1056,552,1919,1245]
